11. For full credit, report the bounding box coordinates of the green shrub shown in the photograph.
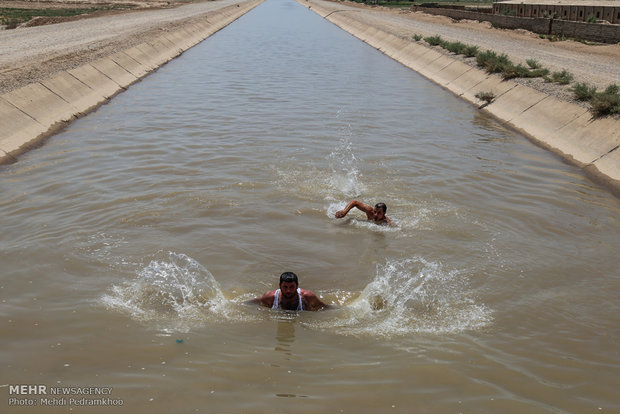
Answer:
[413,34,423,41]
[462,45,479,58]
[501,64,532,80]
[591,84,620,116]
[475,91,495,104]
[570,83,598,101]
[445,41,466,55]
[526,59,542,69]
[476,50,513,74]
[531,67,550,78]
[546,69,574,85]
[424,35,445,47]
[585,13,597,23]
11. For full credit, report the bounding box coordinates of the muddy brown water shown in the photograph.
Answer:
[1,0,619,412]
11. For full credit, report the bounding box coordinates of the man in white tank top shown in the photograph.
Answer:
[248,272,328,311]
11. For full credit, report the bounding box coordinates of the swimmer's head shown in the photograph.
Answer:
[374,203,387,221]
[279,272,299,286]
[374,203,387,214]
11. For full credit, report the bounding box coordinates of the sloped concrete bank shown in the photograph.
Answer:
[303,0,620,194]
[0,0,263,165]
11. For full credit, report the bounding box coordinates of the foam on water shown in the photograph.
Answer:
[308,258,493,337]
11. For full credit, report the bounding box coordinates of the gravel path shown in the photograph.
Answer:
[0,2,234,62]
[0,0,247,93]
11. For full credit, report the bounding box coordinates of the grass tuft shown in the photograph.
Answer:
[570,82,598,101]
[475,91,495,104]
[444,41,467,55]
[424,35,445,47]
[526,59,542,69]
[462,45,479,57]
[590,84,620,116]
[546,69,574,85]
[476,50,513,74]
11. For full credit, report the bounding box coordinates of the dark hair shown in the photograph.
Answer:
[375,202,387,213]
[279,272,298,285]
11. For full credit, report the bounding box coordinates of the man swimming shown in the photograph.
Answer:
[248,272,328,311]
[335,200,392,225]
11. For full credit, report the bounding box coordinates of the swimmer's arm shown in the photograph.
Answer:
[246,291,275,308]
[335,200,372,219]
[304,293,331,311]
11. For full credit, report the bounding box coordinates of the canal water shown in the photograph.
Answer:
[1,0,619,412]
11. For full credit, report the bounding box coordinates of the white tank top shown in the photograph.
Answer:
[272,288,303,311]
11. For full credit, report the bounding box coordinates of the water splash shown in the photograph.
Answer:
[101,252,233,331]
[309,258,492,337]
[102,253,491,337]
[326,125,365,199]
[273,111,368,206]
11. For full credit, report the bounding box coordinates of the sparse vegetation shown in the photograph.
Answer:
[475,91,495,104]
[475,50,513,74]
[501,63,548,79]
[413,34,423,41]
[526,59,542,69]
[421,36,555,81]
[462,45,479,58]
[590,84,620,116]
[414,31,616,117]
[424,35,445,47]
[418,35,566,83]
[538,33,600,45]
[530,67,550,78]
[444,41,467,55]
[546,69,574,85]
[0,5,133,28]
[569,83,620,116]
[570,82,598,101]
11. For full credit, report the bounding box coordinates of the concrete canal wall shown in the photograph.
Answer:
[0,0,263,164]
[304,0,620,192]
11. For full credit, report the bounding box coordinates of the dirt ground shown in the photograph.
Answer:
[0,0,243,94]
[1,0,619,106]
[0,0,171,9]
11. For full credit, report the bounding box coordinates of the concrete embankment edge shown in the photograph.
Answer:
[0,0,263,165]
[303,1,620,193]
